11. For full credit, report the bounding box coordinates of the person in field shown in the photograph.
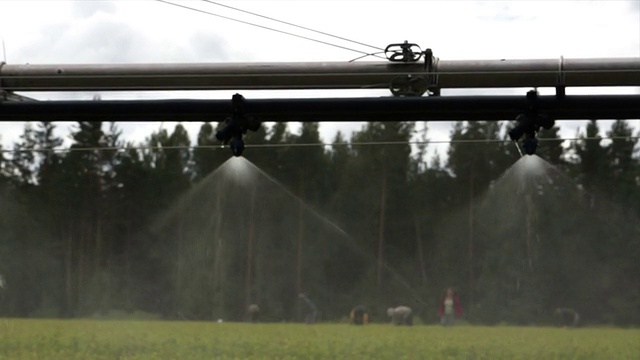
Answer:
[350,305,369,325]
[0,274,5,300]
[246,304,260,323]
[298,293,317,324]
[439,287,464,326]
[387,305,413,326]
[554,308,580,328]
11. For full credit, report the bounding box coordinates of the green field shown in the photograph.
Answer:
[0,319,638,359]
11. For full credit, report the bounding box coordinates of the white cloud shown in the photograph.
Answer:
[70,1,118,18]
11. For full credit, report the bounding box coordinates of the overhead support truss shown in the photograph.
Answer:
[1,57,639,92]
[1,50,639,157]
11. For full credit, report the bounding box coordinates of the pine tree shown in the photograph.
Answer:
[342,122,415,307]
[536,125,565,166]
[193,122,227,181]
[573,120,608,191]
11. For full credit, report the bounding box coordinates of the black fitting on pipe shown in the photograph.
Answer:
[215,93,261,157]
[522,132,539,155]
[508,90,555,155]
[424,48,440,97]
[385,41,423,63]
[387,44,440,97]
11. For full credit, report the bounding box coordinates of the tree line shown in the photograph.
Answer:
[0,119,638,326]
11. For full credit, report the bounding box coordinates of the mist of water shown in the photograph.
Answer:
[0,185,60,318]
[431,154,640,324]
[148,157,428,322]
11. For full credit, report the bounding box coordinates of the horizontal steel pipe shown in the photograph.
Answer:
[1,57,639,91]
[1,95,638,122]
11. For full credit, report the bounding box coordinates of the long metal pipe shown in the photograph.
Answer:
[1,95,638,122]
[1,57,639,91]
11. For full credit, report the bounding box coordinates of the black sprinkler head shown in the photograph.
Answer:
[522,134,539,155]
[509,113,535,141]
[229,137,246,157]
[245,116,262,132]
[215,126,232,142]
[538,114,555,130]
[509,124,526,142]
[218,94,260,156]
[216,116,241,143]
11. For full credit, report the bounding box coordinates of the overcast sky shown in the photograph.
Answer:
[1,0,639,160]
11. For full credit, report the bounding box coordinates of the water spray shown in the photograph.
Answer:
[216,93,261,157]
[508,90,555,156]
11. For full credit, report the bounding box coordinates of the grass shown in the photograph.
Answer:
[0,319,638,359]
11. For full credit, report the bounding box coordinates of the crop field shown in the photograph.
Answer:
[0,319,638,359]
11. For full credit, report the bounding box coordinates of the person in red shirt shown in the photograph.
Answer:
[439,287,464,326]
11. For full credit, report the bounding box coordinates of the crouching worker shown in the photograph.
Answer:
[387,306,413,326]
[554,308,579,328]
[350,305,369,325]
[247,304,260,323]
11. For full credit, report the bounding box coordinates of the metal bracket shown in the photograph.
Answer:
[230,93,244,120]
[384,41,423,63]
[526,89,538,114]
[424,48,440,96]
[389,75,428,97]
[387,44,440,97]
[525,89,553,130]
[556,56,566,98]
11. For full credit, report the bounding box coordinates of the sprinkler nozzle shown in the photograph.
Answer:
[229,137,245,157]
[522,134,538,155]
[216,94,262,157]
